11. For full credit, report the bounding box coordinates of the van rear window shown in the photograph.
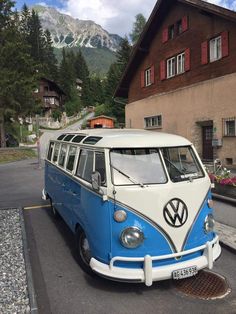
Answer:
[83,136,102,145]
[63,134,75,142]
[72,135,86,143]
[57,134,66,140]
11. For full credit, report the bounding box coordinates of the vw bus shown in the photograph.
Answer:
[42,129,221,286]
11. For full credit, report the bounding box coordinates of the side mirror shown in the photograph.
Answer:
[91,171,101,191]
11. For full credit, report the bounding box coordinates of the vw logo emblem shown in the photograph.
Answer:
[163,198,188,228]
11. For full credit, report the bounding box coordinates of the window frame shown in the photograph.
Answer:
[76,149,106,186]
[66,145,78,172]
[223,118,236,137]
[176,52,185,74]
[144,115,162,129]
[145,68,152,87]
[167,57,176,78]
[209,36,222,62]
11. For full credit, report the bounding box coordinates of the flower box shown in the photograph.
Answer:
[212,182,236,199]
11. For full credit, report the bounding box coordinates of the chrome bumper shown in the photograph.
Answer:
[90,236,221,286]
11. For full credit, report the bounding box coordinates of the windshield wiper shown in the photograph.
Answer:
[163,157,186,175]
[110,164,145,188]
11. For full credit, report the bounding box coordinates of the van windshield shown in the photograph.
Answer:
[161,146,204,182]
[110,148,167,185]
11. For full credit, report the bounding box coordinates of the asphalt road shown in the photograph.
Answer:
[0,159,236,313]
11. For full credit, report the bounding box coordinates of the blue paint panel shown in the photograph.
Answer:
[45,161,111,264]
[184,191,214,250]
[45,161,215,270]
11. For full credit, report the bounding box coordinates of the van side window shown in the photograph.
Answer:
[53,143,60,163]
[58,144,67,167]
[76,150,94,183]
[66,146,77,172]
[47,142,54,161]
[95,152,106,185]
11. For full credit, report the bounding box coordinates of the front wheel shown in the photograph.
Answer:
[75,228,94,276]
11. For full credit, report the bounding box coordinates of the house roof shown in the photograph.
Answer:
[88,115,116,121]
[41,77,66,96]
[114,0,236,98]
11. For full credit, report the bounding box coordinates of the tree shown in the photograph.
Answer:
[129,13,146,45]
[0,3,38,147]
[103,38,131,122]
[43,29,58,81]
[58,48,75,99]
[74,50,91,106]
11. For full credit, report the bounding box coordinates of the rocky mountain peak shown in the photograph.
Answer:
[32,5,122,51]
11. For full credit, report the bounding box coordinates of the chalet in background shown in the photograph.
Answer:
[34,78,66,117]
[115,0,236,166]
[87,115,115,128]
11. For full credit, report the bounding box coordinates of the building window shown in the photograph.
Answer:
[209,36,222,62]
[167,57,176,78]
[177,52,185,74]
[144,115,162,129]
[176,20,182,35]
[145,68,152,86]
[223,118,236,136]
[168,24,175,40]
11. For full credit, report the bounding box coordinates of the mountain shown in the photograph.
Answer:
[32,5,122,51]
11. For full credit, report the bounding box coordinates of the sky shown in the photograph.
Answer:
[14,0,236,36]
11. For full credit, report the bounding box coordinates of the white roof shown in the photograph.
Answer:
[56,129,192,148]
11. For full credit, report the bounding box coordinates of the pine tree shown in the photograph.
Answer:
[74,50,91,106]
[130,13,146,45]
[103,38,131,122]
[58,48,75,99]
[27,9,46,71]
[43,29,58,81]
[0,3,38,147]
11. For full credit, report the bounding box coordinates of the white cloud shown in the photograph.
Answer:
[60,0,156,36]
[59,0,235,36]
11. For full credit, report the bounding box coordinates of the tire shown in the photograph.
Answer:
[75,227,94,276]
[49,198,59,219]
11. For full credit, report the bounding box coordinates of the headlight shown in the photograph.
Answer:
[120,227,144,248]
[204,214,215,233]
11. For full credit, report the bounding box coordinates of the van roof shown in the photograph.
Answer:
[55,129,191,148]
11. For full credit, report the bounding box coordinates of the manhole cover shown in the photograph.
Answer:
[174,270,231,300]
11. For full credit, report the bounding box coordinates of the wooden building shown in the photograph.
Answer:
[115,0,236,165]
[34,78,66,117]
[88,116,115,128]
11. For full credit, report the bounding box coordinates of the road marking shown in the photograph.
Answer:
[24,205,51,210]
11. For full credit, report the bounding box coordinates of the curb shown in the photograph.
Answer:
[19,208,38,314]
[215,221,236,255]
[212,193,236,206]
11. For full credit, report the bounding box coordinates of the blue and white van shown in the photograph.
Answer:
[43,129,221,286]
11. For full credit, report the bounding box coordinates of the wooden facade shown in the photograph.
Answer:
[88,116,115,129]
[115,0,236,166]
[34,78,66,116]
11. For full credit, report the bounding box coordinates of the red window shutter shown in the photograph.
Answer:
[160,60,166,81]
[141,70,145,88]
[221,31,229,57]
[150,65,155,84]
[185,48,191,71]
[182,16,188,32]
[162,28,168,43]
[201,41,208,65]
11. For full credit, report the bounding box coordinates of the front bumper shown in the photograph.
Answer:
[90,236,221,286]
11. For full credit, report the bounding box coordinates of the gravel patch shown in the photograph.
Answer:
[0,208,30,314]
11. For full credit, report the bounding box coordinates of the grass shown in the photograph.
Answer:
[0,149,37,164]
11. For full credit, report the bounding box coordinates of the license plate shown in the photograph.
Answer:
[172,266,198,280]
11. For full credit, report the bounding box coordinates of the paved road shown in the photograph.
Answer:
[0,159,236,313]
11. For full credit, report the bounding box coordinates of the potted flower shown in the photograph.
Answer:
[207,166,236,199]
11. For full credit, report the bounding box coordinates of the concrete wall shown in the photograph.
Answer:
[126,72,236,165]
